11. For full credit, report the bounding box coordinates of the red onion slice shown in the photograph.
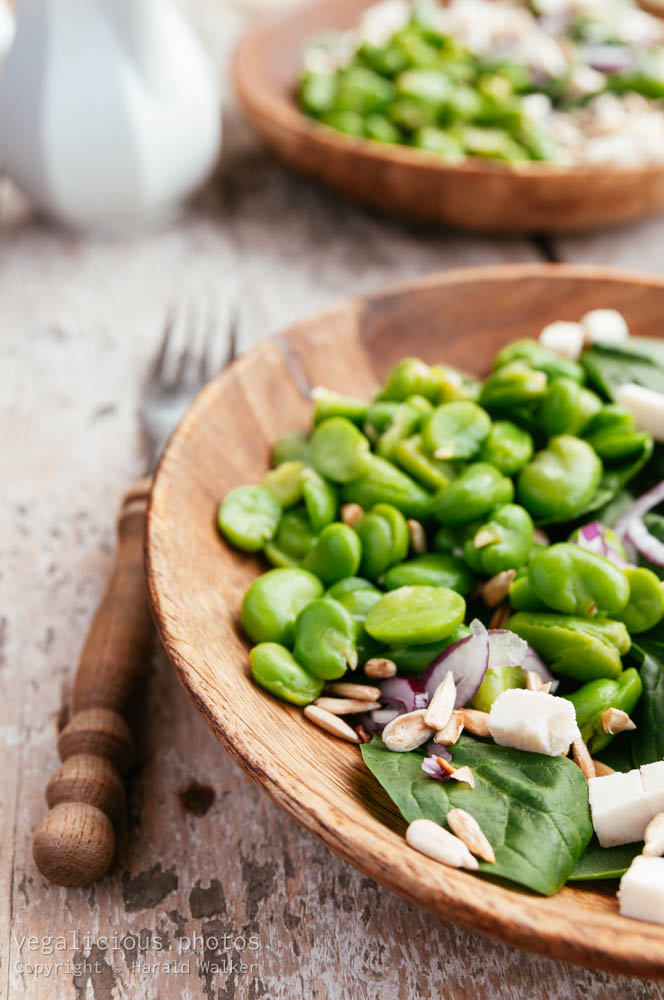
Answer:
[379,676,429,713]
[571,520,629,567]
[615,481,664,566]
[421,618,489,709]
[358,706,401,733]
[426,740,452,761]
[421,755,452,781]
[580,45,636,75]
[521,645,558,692]
[487,629,527,669]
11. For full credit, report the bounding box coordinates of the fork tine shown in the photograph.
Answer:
[201,299,238,382]
[172,300,198,386]
[152,305,178,383]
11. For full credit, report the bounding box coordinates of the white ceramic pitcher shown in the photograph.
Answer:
[0,0,221,232]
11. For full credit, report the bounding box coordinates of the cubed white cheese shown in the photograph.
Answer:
[538,321,584,360]
[618,856,664,924]
[615,383,664,442]
[581,308,630,344]
[588,770,654,848]
[641,761,664,817]
[487,689,579,756]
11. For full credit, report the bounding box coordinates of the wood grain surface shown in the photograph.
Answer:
[4,1,664,998]
[234,0,664,234]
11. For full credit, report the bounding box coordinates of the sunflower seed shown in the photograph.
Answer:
[303,705,360,743]
[481,570,516,608]
[526,671,552,693]
[340,503,364,527]
[436,711,464,746]
[452,766,475,789]
[601,707,636,735]
[592,759,616,777]
[460,709,490,738]
[382,709,434,752]
[406,819,479,870]
[314,697,381,715]
[364,657,397,678]
[325,682,381,701]
[572,736,596,780]
[424,672,456,731]
[488,601,512,629]
[447,808,495,863]
[407,518,427,554]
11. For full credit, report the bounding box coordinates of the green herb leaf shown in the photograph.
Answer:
[628,644,664,767]
[361,734,592,895]
[582,340,664,400]
[569,838,641,881]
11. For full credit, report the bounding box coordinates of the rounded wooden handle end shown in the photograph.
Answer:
[33,801,116,888]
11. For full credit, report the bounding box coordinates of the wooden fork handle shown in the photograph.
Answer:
[33,480,154,888]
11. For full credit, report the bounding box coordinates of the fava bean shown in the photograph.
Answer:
[263,460,306,507]
[507,611,630,681]
[250,642,324,705]
[312,390,368,426]
[564,668,643,755]
[272,431,310,467]
[218,485,282,552]
[310,417,370,484]
[518,435,602,522]
[392,434,455,490]
[273,508,316,561]
[464,503,534,575]
[493,338,584,383]
[302,522,362,585]
[422,400,491,460]
[528,543,630,618]
[383,553,473,595]
[380,357,441,403]
[241,568,324,646]
[434,462,514,525]
[479,420,533,476]
[341,453,433,518]
[365,585,466,645]
[294,598,358,679]
[354,502,409,579]
[615,567,664,634]
[301,468,338,532]
[471,665,527,713]
[539,377,602,437]
[480,361,548,411]
[388,625,472,674]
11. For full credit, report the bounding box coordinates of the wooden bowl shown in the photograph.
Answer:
[233,0,664,233]
[147,264,664,976]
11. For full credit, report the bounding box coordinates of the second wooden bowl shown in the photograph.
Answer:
[234,0,664,233]
[147,263,664,977]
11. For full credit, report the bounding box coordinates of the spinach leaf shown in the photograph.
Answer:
[627,644,664,767]
[583,340,664,400]
[361,734,593,896]
[569,838,641,881]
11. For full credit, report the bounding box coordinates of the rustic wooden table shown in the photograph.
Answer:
[4,4,664,998]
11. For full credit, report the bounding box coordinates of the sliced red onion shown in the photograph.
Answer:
[521,645,558,693]
[426,740,452,761]
[421,618,489,709]
[358,706,401,733]
[580,45,636,75]
[615,481,664,566]
[571,521,629,567]
[421,756,452,781]
[379,676,429,713]
[487,629,528,670]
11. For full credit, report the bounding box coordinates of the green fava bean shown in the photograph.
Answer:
[250,643,324,706]
[564,668,643,755]
[388,626,471,674]
[493,338,584,383]
[365,585,466,645]
[509,570,547,612]
[539,377,602,438]
[364,400,400,437]
[471,665,527,713]
[383,553,474,596]
[584,406,652,463]
[480,361,548,411]
[241,568,324,646]
[341,454,433,519]
[479,420,533,476]
[517,435,602,522]
[310,417,370,484]
[312,390,368,426]
[327,576,376,598]
[301,468,338,532]
[218,485,282,552]
[263,542,299,568]
[332,585,383,665]
[380,358,440,402]
[464,504,534,575]
[434,462,514,525]
[354,502,409,580]
[302,523,362,586]
[615,567,664,634]
[272,431,310,467]
[422,401,491,461]
[273,508,316,561]
[376,400,424,458]
[528,543,630,618]
[507,611,630,681]
[293,598,358,679]
[431,364,481,404]
[392,435,455,490]
[263,461,306,507]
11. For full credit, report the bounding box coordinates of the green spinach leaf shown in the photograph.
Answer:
[583,341,664,399]
[628,644,664,767]
[569,838,641,881]
[361,734,593,896]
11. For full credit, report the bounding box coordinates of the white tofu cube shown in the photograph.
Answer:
[538,321,584,361]
[615,383,664,442]
[588,770,653,847]
[487,689,579,756]
[581,308,630,345]
[619,856,664,924]
[642,761,664,816]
